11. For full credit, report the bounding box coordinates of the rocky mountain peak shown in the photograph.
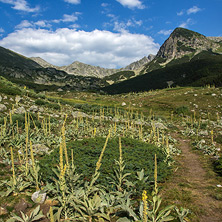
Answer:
[124,54,155,70]
[156,27,220,62]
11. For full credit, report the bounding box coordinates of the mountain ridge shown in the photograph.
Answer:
[30,54,155,79]
[1,27,222,93]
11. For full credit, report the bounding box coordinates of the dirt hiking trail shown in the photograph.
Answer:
[162,131,222,222]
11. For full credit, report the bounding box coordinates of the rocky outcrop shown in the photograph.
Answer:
[207,37,222,43]
[124,54,155,70]
[156,28,220,62]
[30,57,57,69]
[30,55,155,79]
[60,61,118,78]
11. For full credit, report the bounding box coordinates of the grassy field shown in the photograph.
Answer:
[0,78,222,221]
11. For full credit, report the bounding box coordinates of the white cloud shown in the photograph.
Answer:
[34,20,51,28]
[52,13,79,23]
[116,0,145,9]
[113,18,143,32]
[0,28,5,33]
[158,29,173,36]
[101,3,109,7]
[15,20,32,29]
[0,28,159,68]
[179,18,193,28]
[64,0,81,4]
[0,0,39,12]
[177,10,184,16]
[187,6,201,15]
[15,20,52,29]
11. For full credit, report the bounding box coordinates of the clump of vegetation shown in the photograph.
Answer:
[0,76,23,95]
[174,106,189,116]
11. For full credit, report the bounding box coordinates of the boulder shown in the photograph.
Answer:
[14,106,26,114]
[29,105,39,112]
[0,104,7,112]
[122,102,126,106]
[32,144,50,155]
[31,191,47,204]
[72,111,90,118]
[154,122,167,129]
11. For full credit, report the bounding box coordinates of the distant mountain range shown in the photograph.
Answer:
[0,46,107,91]
[30,54,155,79]
[102,28,222,94]
[0,27,222,93]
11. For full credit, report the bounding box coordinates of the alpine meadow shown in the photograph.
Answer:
[0,0,222,221]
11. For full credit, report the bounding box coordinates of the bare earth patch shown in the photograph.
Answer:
[162,132,222,222]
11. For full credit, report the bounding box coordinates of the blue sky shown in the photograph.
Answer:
[0,0,221,68]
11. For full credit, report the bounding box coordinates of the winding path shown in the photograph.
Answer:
[162,132,222,221]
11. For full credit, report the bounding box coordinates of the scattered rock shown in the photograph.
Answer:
[39,107,44,112]
[3,96,7,100]
[31,191,47,204]
[32,144,50,155]
[122,102,126,106]
[15,95,21,103]
[154,122,167,129]
[199,130,209,136]
[212,93,216,96]
[0,207,8,216]
[0,95,2,102]
[9,98,14,101]
[14,106,26,114]
[72,111,90,118]
[200,139,206,144]
[0,104,7,112]
[29,105,39,112]
[57,88,63,92]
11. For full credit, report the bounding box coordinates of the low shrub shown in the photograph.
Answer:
[174,106,189,116]
[39,137,172,190]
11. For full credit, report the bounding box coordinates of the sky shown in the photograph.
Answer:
[0,0,221,68]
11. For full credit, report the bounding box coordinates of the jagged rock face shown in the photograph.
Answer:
[207,37,222,43]
[124,54,155,70]
[30,56,155,79]
[30,57,57,69]
[59,61,118,78]
[156,28,220,62]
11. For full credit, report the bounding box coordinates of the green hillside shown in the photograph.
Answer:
[0,46,41,69]
[102,51,222,94]
[103,70,135,84]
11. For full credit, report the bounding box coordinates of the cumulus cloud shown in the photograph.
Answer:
[0,28,159,68]
[0,0,39,12]
[15,13,79,30]
[64,0,81,4]
[116,0,145,9]
[34,20,51,28]
[52,13,79,23]
[0,28,5,33]
[179,18,193,28]
[15,20,32,29]
[113,18,143,32]
[158,29,173,36]
[187,6,201,15]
